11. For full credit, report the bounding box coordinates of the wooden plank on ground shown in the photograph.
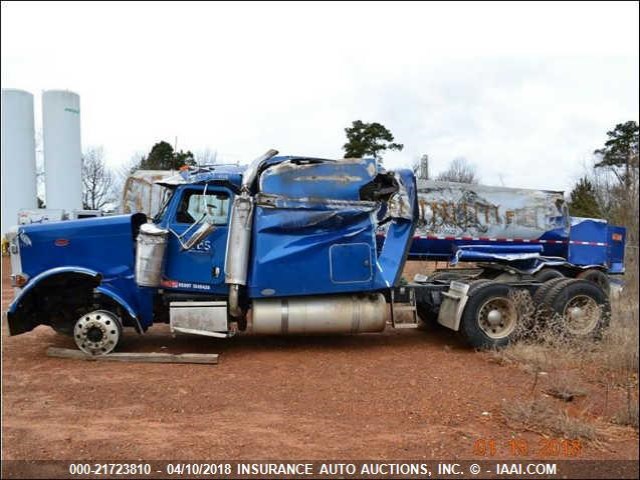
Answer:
[46,347,218,364]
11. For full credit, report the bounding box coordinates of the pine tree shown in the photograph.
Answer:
[342,120,403,161]
[568,177,601,218]
[136,141,196,171]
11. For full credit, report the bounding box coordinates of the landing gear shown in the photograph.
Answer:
[74,310,122,355]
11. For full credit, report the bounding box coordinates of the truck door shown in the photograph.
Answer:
[163,185,231,294]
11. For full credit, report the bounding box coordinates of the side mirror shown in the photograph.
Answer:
[180,221,215,251]
[169,213,216,251]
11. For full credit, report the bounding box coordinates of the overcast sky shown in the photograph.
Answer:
[2,1,638,192]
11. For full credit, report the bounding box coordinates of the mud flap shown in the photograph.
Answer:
[437,281,470,331]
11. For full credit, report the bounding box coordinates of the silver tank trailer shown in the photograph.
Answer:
[414,180,569,240]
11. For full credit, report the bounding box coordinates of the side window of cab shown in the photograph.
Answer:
[174,189,231,225]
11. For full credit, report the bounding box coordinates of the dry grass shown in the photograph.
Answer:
[494,272,639,437]
[503,398,598,441]
[613,399,639,429]
[543,373,587,402]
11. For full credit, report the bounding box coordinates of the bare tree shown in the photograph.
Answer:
[82,146,115,210]
[435,157,479,184]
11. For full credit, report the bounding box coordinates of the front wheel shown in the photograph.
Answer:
[459,283,519,349]
[74,310,123,355]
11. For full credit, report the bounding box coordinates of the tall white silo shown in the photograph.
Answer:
[1,89,38,236]
[42,90,82,212]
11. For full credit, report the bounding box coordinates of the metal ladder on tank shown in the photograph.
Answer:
[389,287,420,329]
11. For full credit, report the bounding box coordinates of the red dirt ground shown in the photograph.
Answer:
[1,256,638,461]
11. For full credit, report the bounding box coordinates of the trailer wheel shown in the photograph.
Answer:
[576,269,610,292]
[545,279,610,338]
[460,283,519,349]
[534,268,564,283]
[74,310,122,356]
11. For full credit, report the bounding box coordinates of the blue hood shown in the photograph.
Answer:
[17,213,147,282]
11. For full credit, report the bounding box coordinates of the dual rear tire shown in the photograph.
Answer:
[458,278,610,349]
[534,279,610,338]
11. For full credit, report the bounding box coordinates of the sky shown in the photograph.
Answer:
[2,1,639,192]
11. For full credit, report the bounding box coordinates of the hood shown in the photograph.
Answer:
[17,213,147,281]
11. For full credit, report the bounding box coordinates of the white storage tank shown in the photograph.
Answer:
[42,90,82,212]
[1,89,38,237]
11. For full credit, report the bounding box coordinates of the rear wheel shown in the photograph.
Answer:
[577,269,610,292]
[74,310,123,355]
[533,277,572,313]
[534,268,564,283]
[545,279,610,338]
[459,283,519,349]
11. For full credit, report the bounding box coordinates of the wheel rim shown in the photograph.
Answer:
[74,311,120,355]
[563,295,601,336]
[477,296,518,339]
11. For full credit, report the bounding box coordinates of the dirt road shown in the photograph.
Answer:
[2,257,637,460]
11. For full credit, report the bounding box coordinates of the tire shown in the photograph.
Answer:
[418,279,491,330]
[577,269,610,293]
[545,279,610,338]
[73,310,123,355]
[533,277,570,307]
[534,268,564,283]
[467,279,494,294]
[459,282,519,349]
[416,302,439,329]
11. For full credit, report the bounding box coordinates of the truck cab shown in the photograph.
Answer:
[7,151,419,354]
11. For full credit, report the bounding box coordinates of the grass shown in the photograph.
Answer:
[503,398,598,441]
[494,271,639,439]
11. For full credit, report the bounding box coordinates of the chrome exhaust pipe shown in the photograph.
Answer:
[225,149,278,318]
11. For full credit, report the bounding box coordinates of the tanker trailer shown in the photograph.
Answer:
[383,180,626,290]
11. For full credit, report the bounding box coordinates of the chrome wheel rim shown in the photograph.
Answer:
[74,310,120,355]
[477,297,517,339]
[563,295,600,336]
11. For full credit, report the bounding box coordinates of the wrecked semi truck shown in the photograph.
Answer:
[7,150,618,355]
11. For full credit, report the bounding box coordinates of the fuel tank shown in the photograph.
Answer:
[250,293,387,335]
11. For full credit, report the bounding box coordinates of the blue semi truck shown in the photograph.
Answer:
[6,150,624,354]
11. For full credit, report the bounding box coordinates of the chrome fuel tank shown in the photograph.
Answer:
[250,293,387,335]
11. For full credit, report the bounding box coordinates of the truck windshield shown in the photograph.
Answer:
[152,189,174,223]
